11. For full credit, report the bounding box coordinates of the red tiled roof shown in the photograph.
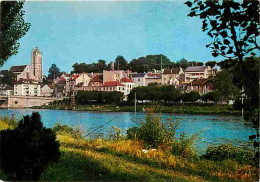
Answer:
[69,74,80,81]
[103,81,124,87]
[189,78,214,86]
[91,74,103,82]
[121,77,134,82]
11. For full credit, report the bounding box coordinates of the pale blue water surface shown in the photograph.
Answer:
[0,109,254,152]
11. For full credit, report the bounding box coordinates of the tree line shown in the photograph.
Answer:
[70,55,218,74]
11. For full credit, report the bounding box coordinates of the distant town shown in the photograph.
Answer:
[0,47,220,108]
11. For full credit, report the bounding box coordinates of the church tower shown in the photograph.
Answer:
[31,47,43,81]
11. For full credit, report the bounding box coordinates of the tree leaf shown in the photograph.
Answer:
[184,1,193,8]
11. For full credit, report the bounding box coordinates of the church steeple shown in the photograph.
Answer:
[31,47,43,81]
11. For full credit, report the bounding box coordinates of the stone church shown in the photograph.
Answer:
[10,47,43,82]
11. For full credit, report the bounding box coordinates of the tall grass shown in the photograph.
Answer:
[0,115,258,181]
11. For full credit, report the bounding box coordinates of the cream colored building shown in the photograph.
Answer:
[184,66,213,82]
[41,84,54,97]
[103,70,127,83]
[68,73,91,92]
[14,79,41,96]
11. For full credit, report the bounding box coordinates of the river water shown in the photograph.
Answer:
[0,109,254,152]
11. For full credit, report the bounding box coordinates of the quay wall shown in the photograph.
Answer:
[1,96,64,108]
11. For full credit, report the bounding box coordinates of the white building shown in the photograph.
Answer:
[130,73,147,87]
[121,78,135,96]
[14,79,41,96]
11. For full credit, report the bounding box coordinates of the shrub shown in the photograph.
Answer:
[127,111,179,149]
[0,112,60,181]
[202,144,255,165]
[52,123,82,139]
[182,91,200,103]
[171,132,198,159]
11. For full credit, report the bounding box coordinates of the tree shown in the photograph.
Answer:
[205,61,217,68]
[0,112,60,180]
[48,63,61,79]
[115,55,128,70]
[186,0,260,160]
[188,61,204,66]
[177,58,189,68]
[0,70,15,86]
[213,70,239,104]
[0,1,30,66]
[185,0,259,61]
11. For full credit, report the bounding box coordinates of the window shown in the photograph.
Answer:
[138,78,140,81]
[119,87,120,90]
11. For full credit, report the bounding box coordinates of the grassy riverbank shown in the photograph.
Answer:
[35,103,241,115]
[0,116,257,181]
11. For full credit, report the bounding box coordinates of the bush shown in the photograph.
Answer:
[127,111,179,149]
[202,144,255,165]
[0,112,60,180]
[182,91,200,103]
[171,132,198,159]
[52,123,82,139]
[76,91,124,104]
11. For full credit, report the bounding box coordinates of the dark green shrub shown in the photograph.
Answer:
[52,123,82,138]
[182,91,200,103]
[0,112,60,181]
[75,91,124,104]
[127,111,179,148]
[202,144,255,165]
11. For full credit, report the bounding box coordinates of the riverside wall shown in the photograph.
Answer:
[0,96,63,108]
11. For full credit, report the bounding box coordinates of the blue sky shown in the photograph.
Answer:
[2,1,226,75]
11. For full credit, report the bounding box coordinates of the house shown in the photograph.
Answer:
[14,79,41,96]
[162,68,185,85]
[184,66,213,82]
[68,73,91,92]
[102,81,125,93]
[186,78,214,94]
[84,74,103,91]
[130,73,147,87]
[145,73,161,86]
[121,78,135,96]
[103,70,127,83]
[53,77,66,97]
[41,84,54,97]
[0,85,13,97]
[212,64,221,77]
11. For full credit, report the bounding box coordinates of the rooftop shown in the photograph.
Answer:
[163,68,180,74]
[91,74,103,82]
[121,77,134,83]
[10,65,27,73]
[185,66,208,72]
[103,81,124,87]
[131,73,146,78]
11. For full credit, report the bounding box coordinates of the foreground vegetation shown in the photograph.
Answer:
[0,114,258,181]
